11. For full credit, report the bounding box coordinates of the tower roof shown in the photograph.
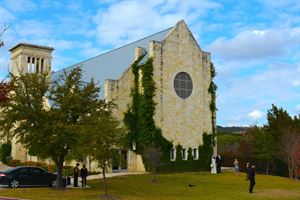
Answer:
[9,43,54,52]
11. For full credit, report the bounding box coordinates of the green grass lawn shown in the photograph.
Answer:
[0,171,299,200]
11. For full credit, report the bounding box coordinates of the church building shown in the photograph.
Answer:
[8,20,215,172]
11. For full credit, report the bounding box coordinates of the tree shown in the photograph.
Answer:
[0,68,100,188]
[278,125,300,179]
[143,145,162,182]
[0,23,10,47]
[249,126,274,174]
[267,105,300,178]
[0,81,11,103]
[88,107,125,197]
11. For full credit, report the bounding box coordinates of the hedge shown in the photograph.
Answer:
[157,160,210,173]
[0,143,12,164]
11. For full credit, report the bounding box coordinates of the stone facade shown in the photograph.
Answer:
[7,20,215,172]
[105,20,214,169]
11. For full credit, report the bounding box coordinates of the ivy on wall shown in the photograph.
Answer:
[124,55,172,161]
[208,62,217,146]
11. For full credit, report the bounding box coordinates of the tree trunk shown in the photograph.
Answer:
[88,155,92,172]
[102,162,108,196]
[55,157,65,189]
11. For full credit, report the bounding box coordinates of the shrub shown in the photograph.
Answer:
[175,144,183,161]
[187,148,194,161]
[0,143,12,164]
[47,164,56,173]
[7,159,21,167]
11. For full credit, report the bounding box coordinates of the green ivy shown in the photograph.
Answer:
[187,147,194,161]
[175,144,183,161]
[208,62,217,146]
[124,55,172,162]
[198,133,213,167]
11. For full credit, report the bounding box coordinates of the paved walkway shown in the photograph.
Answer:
[67,172,147,189]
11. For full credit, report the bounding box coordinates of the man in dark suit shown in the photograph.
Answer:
[248,163,256,193]
[73,163,80,187]
[216,154,222,173]
[80,164,88,187]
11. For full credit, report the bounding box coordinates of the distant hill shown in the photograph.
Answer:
[217,126,249,133]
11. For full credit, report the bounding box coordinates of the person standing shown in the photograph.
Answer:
[211,156,217,174]
[73,163,80,187]
[216,154,222,173]
[245,162,250,180]
[248,163,256,193]
[80,164,88,187]
[233,158,239,176]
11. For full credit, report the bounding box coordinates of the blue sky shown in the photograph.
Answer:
[0,0,299,126]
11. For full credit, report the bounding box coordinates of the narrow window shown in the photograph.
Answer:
[36,58,40,73]
[193,148,198,160]
[170,149,176,161]
[27,56,31,73]
[182,149,187,160]
[41,59,44,73]
[32,57,35,73]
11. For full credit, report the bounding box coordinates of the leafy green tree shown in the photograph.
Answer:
[88,107,125,196]
[266,105,297,177]
[0,68,100,188]
[249,126,274,174]
[267,104,294,143]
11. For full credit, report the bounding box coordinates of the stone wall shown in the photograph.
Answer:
[10,45,52,75]
[105,21,213,169]
[149,20,212,150]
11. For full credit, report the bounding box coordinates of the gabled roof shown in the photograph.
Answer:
[51,27,173,89]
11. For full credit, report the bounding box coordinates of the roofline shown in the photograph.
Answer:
[52,27,173,75]
[9,43,54,52]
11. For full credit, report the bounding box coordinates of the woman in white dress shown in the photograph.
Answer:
[211,156,217,174]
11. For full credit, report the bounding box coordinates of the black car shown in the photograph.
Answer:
[0,166,64,188]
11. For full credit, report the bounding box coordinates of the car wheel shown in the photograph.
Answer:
[9,179,19,188]
[50,179,57,188]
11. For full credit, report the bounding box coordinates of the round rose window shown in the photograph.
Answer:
[174,72,193,99]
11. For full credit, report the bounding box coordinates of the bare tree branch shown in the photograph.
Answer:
[0,23,10,38]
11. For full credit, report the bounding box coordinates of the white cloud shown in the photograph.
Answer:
[216,61,299,126]
[92,0,220,47]
[248,110,263,120]
[208,28,300,60]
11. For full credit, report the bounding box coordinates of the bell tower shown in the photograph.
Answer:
[9,43,54,75]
